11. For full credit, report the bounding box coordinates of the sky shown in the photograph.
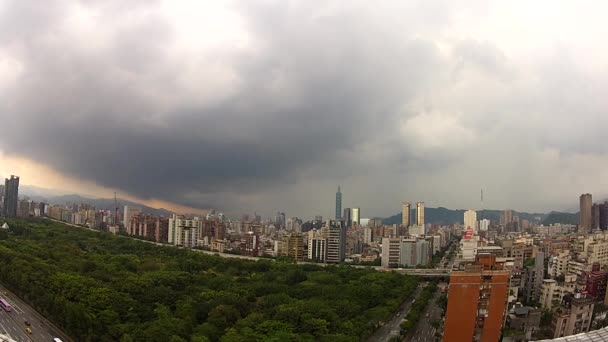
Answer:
[1,0,608,219]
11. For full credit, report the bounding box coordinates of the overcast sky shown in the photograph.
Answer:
[1,0,608,218]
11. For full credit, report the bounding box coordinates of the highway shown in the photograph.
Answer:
[367,285,424,342]
[0,284,68,342]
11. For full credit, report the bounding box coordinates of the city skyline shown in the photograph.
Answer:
[3,2,608,218]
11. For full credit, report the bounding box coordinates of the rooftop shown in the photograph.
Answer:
[539,326,608,341]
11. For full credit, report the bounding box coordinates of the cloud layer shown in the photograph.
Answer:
[2,0,608,217]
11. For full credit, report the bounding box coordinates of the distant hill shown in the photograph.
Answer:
[20,190,174,217]
[383,207,547,225]
[542,211,578,225]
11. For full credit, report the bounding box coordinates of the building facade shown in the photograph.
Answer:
[335,186,342,220]
[580,193,593,234]
[444,257,510,342]
[416,202,424,226]
[2,175,19,218]
[402,202,411,227]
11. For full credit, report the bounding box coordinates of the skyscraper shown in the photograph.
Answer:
[352,207,360,226]
[335,186,342,220]
[464,210,478,232]
[402,202,411,227]
[416,202,424,226]
[326,220,346,263]
[2,175,19,218]
[593,203,601,230]
[580,193,593,234]
[343,208,351,228]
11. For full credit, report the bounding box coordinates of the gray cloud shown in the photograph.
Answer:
[1,1,608,217]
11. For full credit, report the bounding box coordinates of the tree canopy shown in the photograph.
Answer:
[0,219,419,341]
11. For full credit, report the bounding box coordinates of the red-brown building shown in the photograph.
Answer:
[584,270,608,300]
[444,255,510,342]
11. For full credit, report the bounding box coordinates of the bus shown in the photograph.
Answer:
[0,299,12,312]
[53,338,64,342]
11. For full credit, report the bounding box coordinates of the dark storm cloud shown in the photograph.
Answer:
[0,0,444,209]
[3,1,608,216]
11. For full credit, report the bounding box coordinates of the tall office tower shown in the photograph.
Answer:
[501,209,513,225]
[335,186,342,220]
[352,208,360,226]
[464,210,478,232]
[523,252,545,304]
[326,220,346,263]
[444,255,510,342]
[580,193,593,234]
[402,202,411,227]
[600,202,608,230]
[343,208,352,228]
[416,202,424,226]
[592,203,601,230]
[0,184,4,211]
[2,175,19,218]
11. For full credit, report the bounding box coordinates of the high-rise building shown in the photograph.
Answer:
[523,252,545,304]
[0,185,4,211]
[2,175,19,218]
[343,208,351,228]
[464,210,478,232]
[593,203,601,230]
[280,234,305,261]
[335,186,342,220]
[444,256,510,342]
[326,220,346,263]
[168,214,202,248]
[501,209,513,226]
[479,219,490,231]
[123,205,141,229]
[308,236,327,262]
[352,207,360,226]
[402,202,411,227]
[601,202,608,230]
[416,202,424,226]
[381,237,401,267]
[580,193,593,233]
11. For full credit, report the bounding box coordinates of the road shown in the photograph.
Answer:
[405,288,443,342]
[0,284,68,342]
[367,285,424,342]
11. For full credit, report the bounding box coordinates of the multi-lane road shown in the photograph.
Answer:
[367,285,424,342]
[406,288,443,342]
[0,284,68,342]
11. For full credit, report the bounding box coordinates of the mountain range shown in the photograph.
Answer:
[19,186,174,217]
[383,207,578,226]
[19,184,581,224]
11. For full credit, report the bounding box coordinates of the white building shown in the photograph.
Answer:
[464,210,478,233]
[479,219,490,231]
[168,214,202,248]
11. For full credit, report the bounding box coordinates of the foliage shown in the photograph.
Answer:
[0,218,420,342]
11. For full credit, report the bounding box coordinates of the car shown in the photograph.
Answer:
[25,327,32,334]
[24,321,30,326]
